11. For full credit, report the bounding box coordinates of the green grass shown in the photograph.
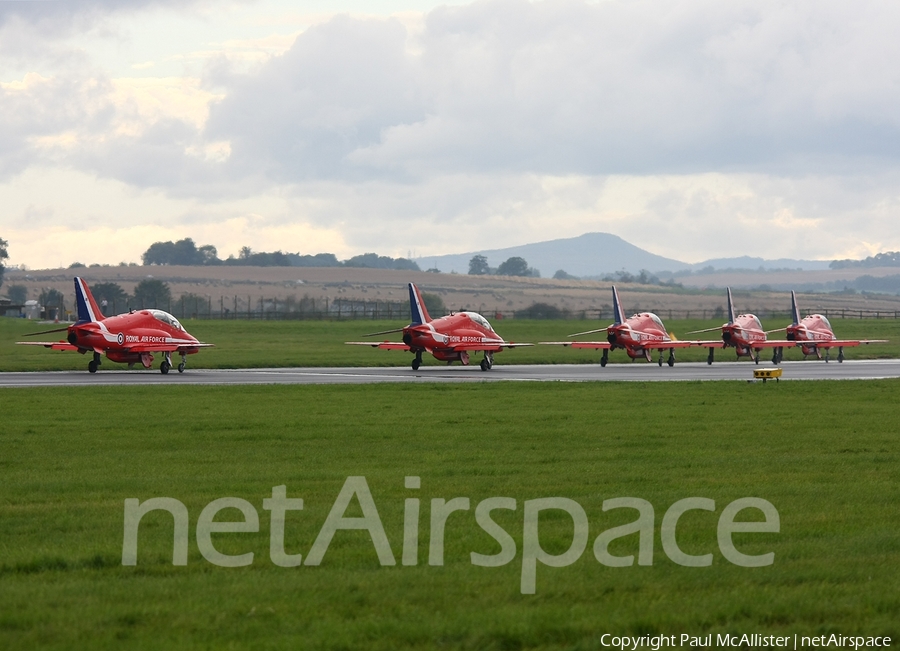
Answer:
[1,381,898,650]
[2,316,898,371]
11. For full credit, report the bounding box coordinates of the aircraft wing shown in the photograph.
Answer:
[16,341,79,351]
[692,340,792,349]
[541,340,692,350]
[796,339,887,349]
[126,342,215,353]
[447,341,533,351]
[345,341,411,350]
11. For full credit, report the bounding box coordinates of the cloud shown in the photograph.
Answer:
[4,0,900,268]
[203,0,900,183]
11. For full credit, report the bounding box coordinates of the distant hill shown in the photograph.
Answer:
[417,232,829,277]
[418,232,690,277]
[689,256,831,272]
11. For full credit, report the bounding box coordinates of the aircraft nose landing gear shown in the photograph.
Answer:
[411,351,423,370]
[480,351,494,371]
[88,351,101,374]
[161,351,173,374]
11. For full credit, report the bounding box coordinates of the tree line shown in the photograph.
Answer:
[141,239,420,271]
[467,255,541,277]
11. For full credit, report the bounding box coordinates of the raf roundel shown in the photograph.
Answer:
[117,332,125,345]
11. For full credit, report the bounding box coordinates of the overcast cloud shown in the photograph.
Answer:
[1,0,899,268]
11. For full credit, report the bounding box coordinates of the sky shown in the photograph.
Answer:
[1,0,899,270]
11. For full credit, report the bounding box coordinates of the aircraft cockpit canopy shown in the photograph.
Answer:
[649,313,666,330]
[819,315,832,330]
[746,315,763,330]
[149,309,185,332]
[464,312,495,332]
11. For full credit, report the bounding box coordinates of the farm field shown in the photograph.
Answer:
[1,317,898,372]
[0,381,897,650]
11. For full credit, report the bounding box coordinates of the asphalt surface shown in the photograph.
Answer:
[3,359,900,387]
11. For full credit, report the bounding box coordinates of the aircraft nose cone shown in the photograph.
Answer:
[607,332,616,345]
[402,332,413,346]
[722,330,732,342]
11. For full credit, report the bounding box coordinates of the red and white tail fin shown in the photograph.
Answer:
[408,283,432,325]
[611,286,626,325]
[726,287,736,324]
[74,277,105,324]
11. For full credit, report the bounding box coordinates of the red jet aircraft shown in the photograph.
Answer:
[542,286,692,366]
[688,287,790,365]
[346,282,531,370]
[778,290,887,362]
[18,277,212,374]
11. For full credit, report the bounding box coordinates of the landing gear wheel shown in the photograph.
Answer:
[160,361,170,374]
[600,350,609,368]
[707,349,714,366]
[411,359,421,370]
[480,358,489,371]
[88,360,98,373]
[178,362,186,373]
[754,353,760,365]
[667,351,675,367]
[658,353,663,367]
[838,347,844,363]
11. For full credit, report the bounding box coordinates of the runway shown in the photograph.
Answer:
[3,359,900,387]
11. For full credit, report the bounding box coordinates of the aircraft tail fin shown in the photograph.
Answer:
[408,283,432,325]
[790,290,801,326]
[726,287,736,324]
[74,277,105,324]
[612,286,626,326]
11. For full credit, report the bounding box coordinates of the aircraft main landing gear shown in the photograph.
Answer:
[772,347,783,365]
[707,348,715,365]
[667,350,675,367]
[838,346,844,363]
[600,349,609,367]
[161,351,173,374]
[411,351,423,370]
[178,352,187,373]
[88,352,101,374]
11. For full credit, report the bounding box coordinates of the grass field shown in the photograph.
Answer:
[2,316,898,371]
[1,381,898,650]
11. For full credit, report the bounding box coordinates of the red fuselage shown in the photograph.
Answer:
[786,314,836,356]
[402,311,502,364]
[68,309,202,367]
[607,313,674,359]
[721,314,767,356]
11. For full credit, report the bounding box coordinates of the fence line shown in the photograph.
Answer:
[24,296,900,322]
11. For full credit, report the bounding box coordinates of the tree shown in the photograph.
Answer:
[6,284,27,304]
[133,279,171,309]
[142,238,221,265]
[421,292,446,317]
[343,253,421,271]
[0,237,8,288]
[38,288,65,319]
[516,302,566,319]
[90,282,129,315]
[553,269,577,280]
[496,256,529,277]
[468,255,490,275]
